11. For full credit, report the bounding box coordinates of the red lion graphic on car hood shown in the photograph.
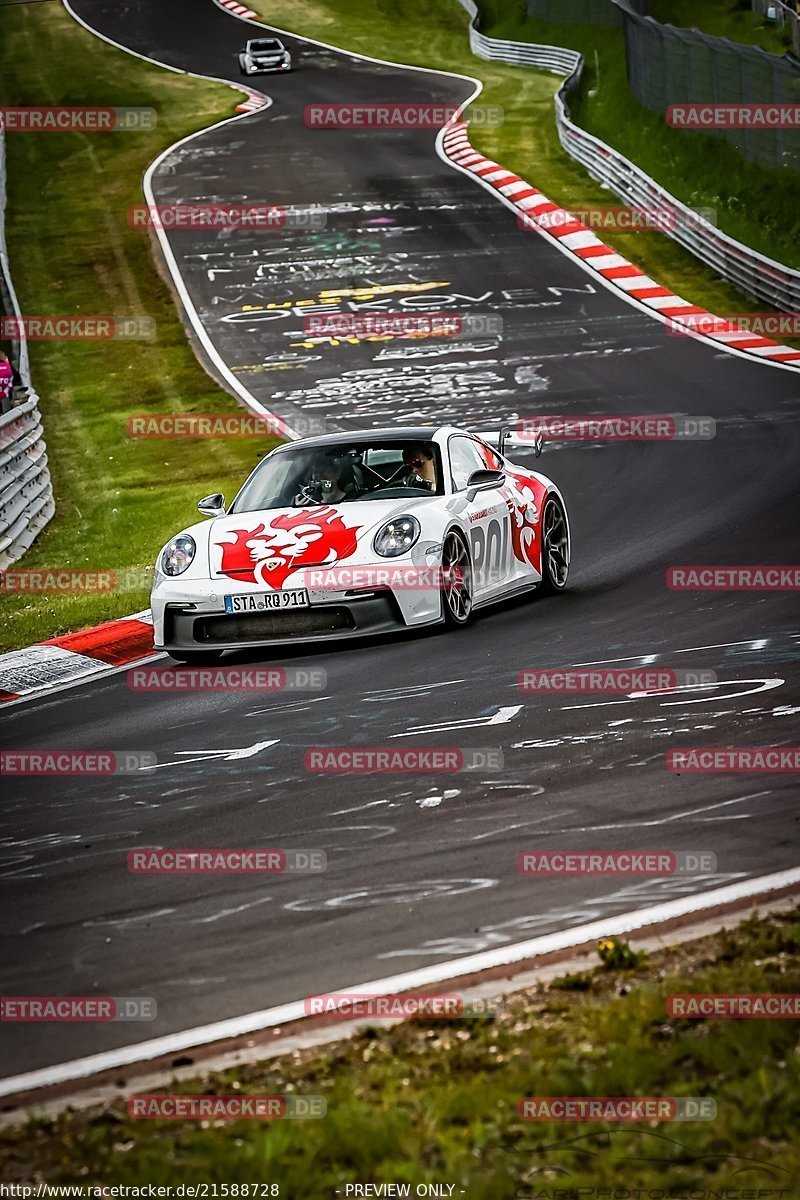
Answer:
[216,506,360,588]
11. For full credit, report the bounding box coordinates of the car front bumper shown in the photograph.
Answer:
[245,60,291,73]
[151,576,443,652]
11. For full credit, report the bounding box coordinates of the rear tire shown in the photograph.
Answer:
[539,497,570,594]
[441,530,473,627]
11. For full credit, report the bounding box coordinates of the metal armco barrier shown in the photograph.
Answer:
[0,129,54,569]
[0,395,55,568]
[459,0,580,74]
[454,0,800,312]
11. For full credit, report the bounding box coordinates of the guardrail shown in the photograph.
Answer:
[454,0,800,312]
[458,0,581,73]
[0,129,54,569]
[0,393,55,568]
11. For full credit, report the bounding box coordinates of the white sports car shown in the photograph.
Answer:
[238,37,292,75]
[151,425,570,662]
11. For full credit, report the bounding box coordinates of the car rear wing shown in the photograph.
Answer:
[477,425,543,459]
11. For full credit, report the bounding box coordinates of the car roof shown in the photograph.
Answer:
[272,426,455,451]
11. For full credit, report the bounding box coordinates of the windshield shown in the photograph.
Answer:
[250,39,282,51]
[231,440,443,513]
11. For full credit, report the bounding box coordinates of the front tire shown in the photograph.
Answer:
[539,497,570,594]
[441,530,473,627]
[167,649,224,665]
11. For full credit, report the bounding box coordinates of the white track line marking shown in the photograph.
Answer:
[1,866,797,1099]
[571,640,773,667]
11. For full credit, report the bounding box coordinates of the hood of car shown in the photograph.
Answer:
[206,497,433,587]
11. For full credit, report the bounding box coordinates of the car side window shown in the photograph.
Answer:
[475,441,503,470]
[449,436,488,492]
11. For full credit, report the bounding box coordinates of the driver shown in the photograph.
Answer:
[399,443,436,492]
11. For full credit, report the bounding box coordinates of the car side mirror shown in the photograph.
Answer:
[465,468,505,502]
[197,493,226,518]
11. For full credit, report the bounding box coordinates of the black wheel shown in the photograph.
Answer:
[167,649,224,665]
[539,497,570,594]
[441,530,473,627]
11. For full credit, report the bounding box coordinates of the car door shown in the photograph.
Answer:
[498,456,550,586]
[472,437,549,587]
[448,435,513,599]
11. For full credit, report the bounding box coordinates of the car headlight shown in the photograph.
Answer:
[373,516,420,558]
[160,534,196,576]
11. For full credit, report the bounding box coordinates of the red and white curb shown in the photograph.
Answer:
[235,88,269,114]
[0,611,157,705]
[218,0,259,18]
[441,122,800,368]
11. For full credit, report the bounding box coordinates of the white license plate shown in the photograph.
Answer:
[224,589,309,613]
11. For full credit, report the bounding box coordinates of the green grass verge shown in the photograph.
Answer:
[251,0,800,288]
[0,4,279,653]
[650,0,796,55]
[2,907,798,1191]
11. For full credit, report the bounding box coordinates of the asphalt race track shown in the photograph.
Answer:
[1,0,799,1081]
